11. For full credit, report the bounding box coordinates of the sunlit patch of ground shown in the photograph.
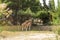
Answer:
[0,31,54,37]
[0,25,60,40]
[0,31,59,40]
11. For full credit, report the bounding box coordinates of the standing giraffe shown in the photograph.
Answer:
[21,19,32,31]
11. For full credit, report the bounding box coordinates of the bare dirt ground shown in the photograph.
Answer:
[0,31,59,40]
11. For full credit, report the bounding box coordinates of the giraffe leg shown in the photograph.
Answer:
[29,26,31,31]
[22,27,23,31]
[26,28,27,31]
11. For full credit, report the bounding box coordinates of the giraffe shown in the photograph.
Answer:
[21,19,32,31]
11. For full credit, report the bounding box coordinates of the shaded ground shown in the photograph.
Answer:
[0,31,59,40]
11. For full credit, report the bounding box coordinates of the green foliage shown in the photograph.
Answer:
[0,0,60,25]
[52,1,60,25]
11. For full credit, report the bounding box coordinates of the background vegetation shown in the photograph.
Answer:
[0,0,60,34]
[0,0,60,25]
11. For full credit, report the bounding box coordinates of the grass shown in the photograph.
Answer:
[0,25,22,32]
[0,25,60,35]
[52,25,60,34]
[0,25,60,40]
[0,31,58,40]
[0,31,54,37]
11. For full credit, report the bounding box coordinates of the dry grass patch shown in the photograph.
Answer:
[0,31,21,38]
[52,25,60,34]
[0,31,54,38]
[0,25,21,31]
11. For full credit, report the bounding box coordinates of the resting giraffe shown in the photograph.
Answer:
[21,19,32,31]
